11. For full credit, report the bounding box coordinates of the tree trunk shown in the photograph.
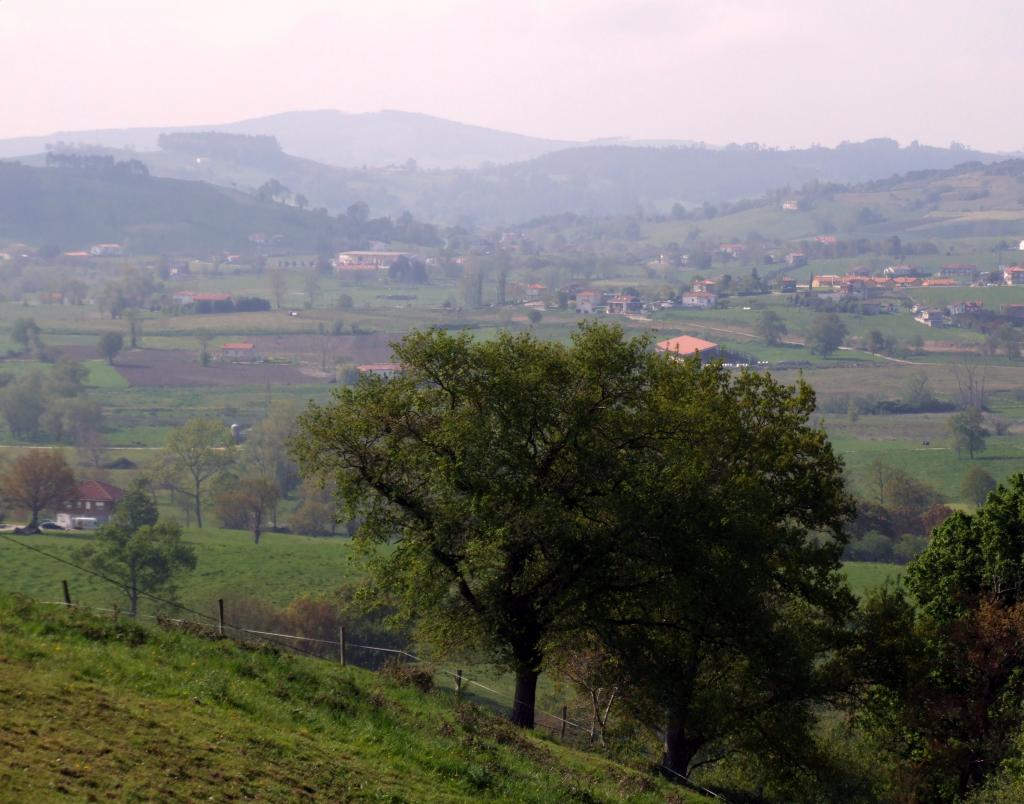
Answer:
[663,704,703,777]
[253,525,261,544]
[510,667,540,728]
[129,567,138,617]
[194,479,203,528]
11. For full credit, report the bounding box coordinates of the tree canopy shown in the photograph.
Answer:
[806,313,848,356]
[293,322,854,767]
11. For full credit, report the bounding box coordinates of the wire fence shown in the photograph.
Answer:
[3,532,729,801]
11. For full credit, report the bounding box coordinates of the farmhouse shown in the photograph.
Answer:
[679,291,717,309]
[692,279,717,293]
[811,275,842,290]
[605,295,642,315]
[777,277,797,292]
[655,335,720,361]
[937,264,979,283]
[914,309,946,327]
[785,252,807,268]
[89,243,125,257]
[56,480,125,529]
[219,342,261,362]
[574,289,602,314]
[336,251,412,267]
[884,264,917,278]
[1004,266,1024,286]
[525,283,546,300]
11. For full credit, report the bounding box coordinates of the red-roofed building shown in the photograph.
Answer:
[655,336,720,360]
[680,291,717,309]
[1004,267,1024,286]
[219,342,261,362]
[56,481,125,529]
[605,295,642,315]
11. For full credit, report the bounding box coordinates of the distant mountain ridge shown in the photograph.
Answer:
[0,110,578,169]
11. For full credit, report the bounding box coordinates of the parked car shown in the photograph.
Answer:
[38,520,66,531]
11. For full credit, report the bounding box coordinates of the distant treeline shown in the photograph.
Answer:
[44,151,149,178]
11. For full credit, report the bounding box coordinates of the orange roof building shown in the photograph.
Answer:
[655,336,719,358]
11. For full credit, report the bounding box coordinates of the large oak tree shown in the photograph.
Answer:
[293,323,654,727]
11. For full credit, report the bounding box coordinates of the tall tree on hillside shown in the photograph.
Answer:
[157,418,233,528]
[292,324,658,729]
[594,361,854,778]
[1,450,76,527]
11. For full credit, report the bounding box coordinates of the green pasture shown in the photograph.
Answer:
[0,594,685,803]
[0,528,362,618]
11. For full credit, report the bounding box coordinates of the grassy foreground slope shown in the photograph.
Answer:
[0,595,692,803]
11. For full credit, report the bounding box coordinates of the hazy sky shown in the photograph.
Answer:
[2,0,1022,150]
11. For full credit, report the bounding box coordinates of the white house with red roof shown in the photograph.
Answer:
[56,481,125,529]
[680,291,717,309]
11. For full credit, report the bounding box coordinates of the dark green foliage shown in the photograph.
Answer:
[97,331,124,365]
[806,313,848,356]
[755,308,787,345]
[78,517,197,617]
[847,475,1024,800]
[293,323,657,729]
[962,464,998,508]
[949,407,989,459]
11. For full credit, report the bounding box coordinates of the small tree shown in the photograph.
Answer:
[0,450,76,527]
[269,268,287,310]
[97,331,124,365]
[806,313,848,356]
[216,476,279,544]
[949,407,989,459]
[527,309,543,324]
[195,329,213,367]
[158,418,233,528]
[79,517,196,616]
[961,464,996,507]
[11,318,41,353]
[755,309,787,345]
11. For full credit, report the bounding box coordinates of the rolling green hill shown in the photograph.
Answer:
[0,161,343,254]
[0,594,691,802]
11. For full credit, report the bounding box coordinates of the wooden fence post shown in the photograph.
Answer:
[217,599,225,637]
[455,669,463,697]
[560,705,568,740]
[339,625,347,666]
[61,580,71,607]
